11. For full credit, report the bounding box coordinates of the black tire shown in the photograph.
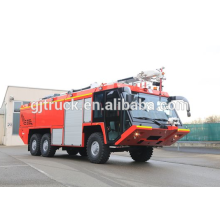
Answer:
[78,148,87,157]
[87,132,110,164]
[129,146,153,162]
[66,148,78,156]
[29,134,42,156]
[40,133,56,157]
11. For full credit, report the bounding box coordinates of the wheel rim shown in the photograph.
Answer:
[43,140,49,152]
[91,141,100,156]
[32,140,37,151]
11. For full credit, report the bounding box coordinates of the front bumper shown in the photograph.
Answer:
[115,125,190,146]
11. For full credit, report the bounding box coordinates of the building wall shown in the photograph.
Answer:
[2,86,66,146]
[0,114,4,145]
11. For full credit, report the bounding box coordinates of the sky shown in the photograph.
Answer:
[0,0,220,123]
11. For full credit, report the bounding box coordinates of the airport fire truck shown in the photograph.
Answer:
[19,68,191,164]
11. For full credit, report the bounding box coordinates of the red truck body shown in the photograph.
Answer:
[19,82,190,164]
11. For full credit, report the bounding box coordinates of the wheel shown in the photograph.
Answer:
[40,133,56,157]
[66,148,78,156]
[29,134,42,156]
[78,148,87,157]
[129,146,153,162]
[87,132,110,164]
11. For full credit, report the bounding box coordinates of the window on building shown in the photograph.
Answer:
[14,102,22,113]
[12,101,29,135]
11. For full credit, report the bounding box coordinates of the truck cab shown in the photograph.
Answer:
[93,84,190,148]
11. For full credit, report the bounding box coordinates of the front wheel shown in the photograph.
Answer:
[40,133,56,157]
[87,132,110,164]
[129,146,153,162]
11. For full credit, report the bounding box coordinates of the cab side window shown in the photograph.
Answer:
[93,92,104,122]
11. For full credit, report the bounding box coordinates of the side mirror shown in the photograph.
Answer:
[123,86,135,103]
[168,96,191,117]
[187,110,191,117]
[123,86,132,94]
[126,94,135,103]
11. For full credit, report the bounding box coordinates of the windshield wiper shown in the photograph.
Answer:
[153,118,169,122]
[133,117,161,125]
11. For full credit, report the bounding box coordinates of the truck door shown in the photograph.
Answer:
[105,90,121,142]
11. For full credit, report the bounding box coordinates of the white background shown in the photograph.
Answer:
[0,188,219,220]
[0,1,220,217]
[0,0,220,123]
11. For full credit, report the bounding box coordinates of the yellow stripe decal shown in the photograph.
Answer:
[178,129,190,132]
[20,93,92,110]
[136,126,152,129]
[73,93,92,99]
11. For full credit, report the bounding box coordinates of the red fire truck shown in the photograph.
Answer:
[19,68,190,164]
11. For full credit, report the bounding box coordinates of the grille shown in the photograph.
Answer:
[21,114,33,126]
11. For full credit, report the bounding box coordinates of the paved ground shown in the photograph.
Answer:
[0,145,220,187]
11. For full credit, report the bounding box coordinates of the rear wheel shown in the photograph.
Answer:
[66,148,78,156]
[40,133,56,157]
[87,132,110,164]
[30,134,42,156]
[129,146,153,162]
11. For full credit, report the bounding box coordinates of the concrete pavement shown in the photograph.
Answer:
[0,145,220,186]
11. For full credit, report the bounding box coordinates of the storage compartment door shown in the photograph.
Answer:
[52,129,63,145]
[64,100,83,146]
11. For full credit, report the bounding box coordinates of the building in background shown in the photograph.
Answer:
[0,86,66,146]
[0,108,4,145]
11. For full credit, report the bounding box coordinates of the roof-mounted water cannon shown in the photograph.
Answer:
[117,67,166,88]
[136,67,165,82]
[136,67,166,95]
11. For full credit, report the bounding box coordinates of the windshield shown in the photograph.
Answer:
[129,93,178,121]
